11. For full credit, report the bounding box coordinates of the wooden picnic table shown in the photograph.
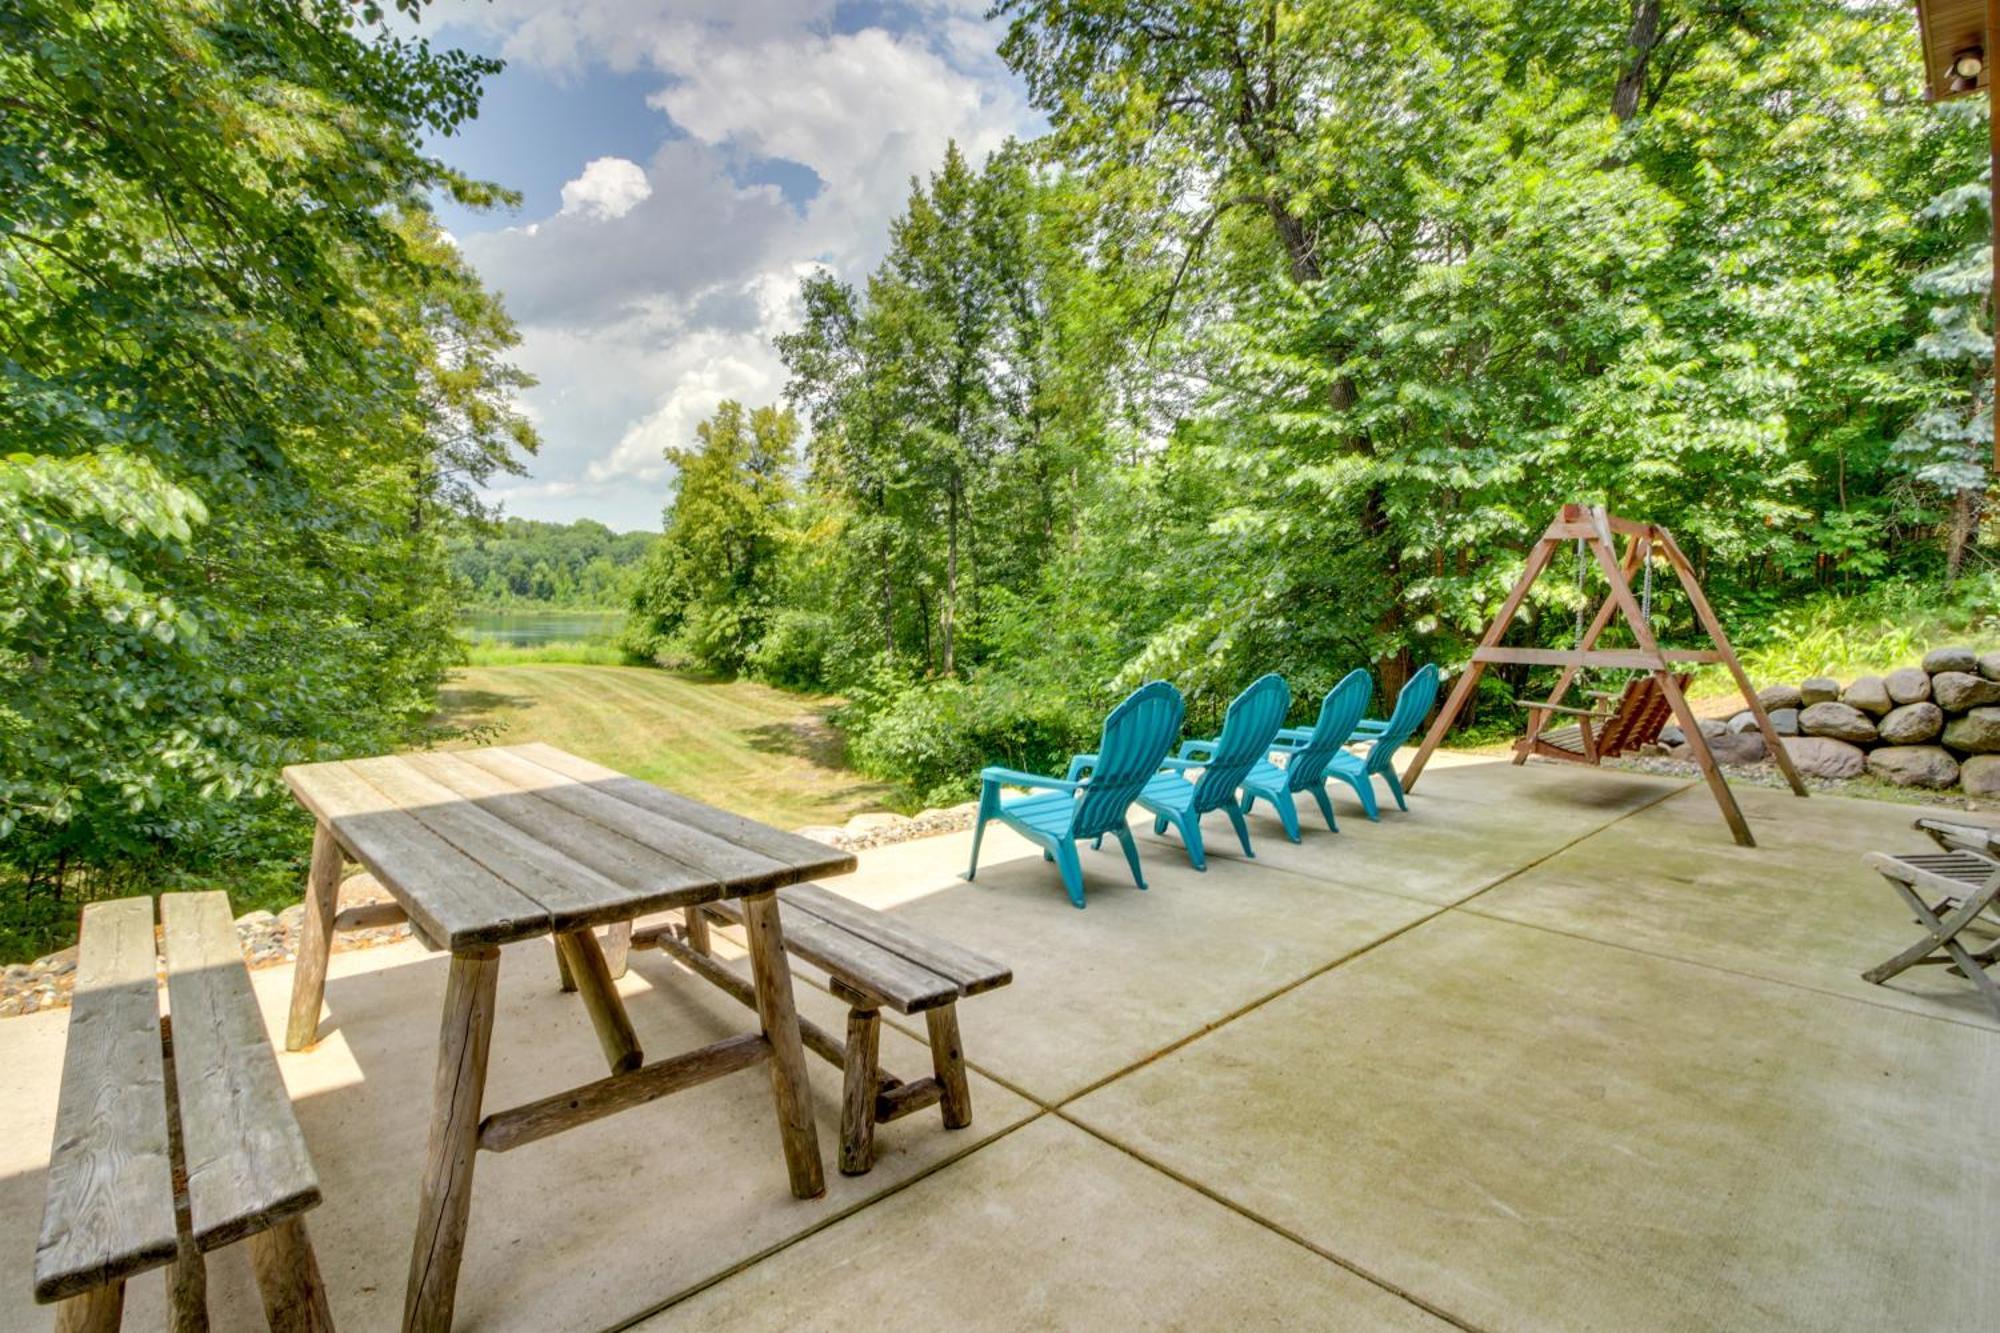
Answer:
[280,742,857,1333]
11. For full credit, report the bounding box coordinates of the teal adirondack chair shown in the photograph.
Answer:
[1134,673,1291,870]
[1240,668,1372,841]
[1321,664,1439,819]
[963,680,1187,908]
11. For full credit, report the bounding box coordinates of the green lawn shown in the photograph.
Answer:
[435,665,896,830]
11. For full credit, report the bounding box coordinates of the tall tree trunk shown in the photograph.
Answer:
[942,475,960,677]
[1613,0,1664,124]
[1944,485,1984,582]
[877,528,895,659]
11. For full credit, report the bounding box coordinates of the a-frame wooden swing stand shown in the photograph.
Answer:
[1402,504,1808,847]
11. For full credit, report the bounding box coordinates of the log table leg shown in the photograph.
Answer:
[556,926,643,1074]
[684,903,711,954]
[404,946,500,1333]
[54,1284,123,1333]
[249,1216,334,1333]
[741,892,826,1199]
[286,823,345,1051]
[601,920,631,979]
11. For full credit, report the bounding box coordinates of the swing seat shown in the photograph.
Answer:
[1513,673,1690,767]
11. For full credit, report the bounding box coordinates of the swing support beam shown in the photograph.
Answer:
[1401,504,1808,847]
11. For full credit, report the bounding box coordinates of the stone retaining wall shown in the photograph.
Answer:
[1662,646,2000,796]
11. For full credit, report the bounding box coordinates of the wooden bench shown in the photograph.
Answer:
[35,892,332,1332]
[630,882,1010,1175]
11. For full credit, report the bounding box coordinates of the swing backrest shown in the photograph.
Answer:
[1594,674,1691,758]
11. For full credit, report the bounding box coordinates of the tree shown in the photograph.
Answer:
[0,0,529,911]
[626,402,801,672]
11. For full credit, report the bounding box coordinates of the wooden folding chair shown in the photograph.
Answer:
[1861,818,2000,1019]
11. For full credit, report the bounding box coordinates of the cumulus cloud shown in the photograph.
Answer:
[559,156,652,219]
[433,1,1041,520]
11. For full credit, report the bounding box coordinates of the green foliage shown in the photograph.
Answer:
[0,0,530,951]
[1714,573,2000,689]
[449,518,655,608]
[625,402,801,672]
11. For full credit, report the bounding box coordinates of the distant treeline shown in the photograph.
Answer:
[449,518,655,609]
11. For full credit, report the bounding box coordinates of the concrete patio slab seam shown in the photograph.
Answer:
[1455,903,2000,1038]
[1039,776,1694,1112]
[602,1110,1056,1333]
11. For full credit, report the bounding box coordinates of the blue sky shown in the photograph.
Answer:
[408,1,1041,532]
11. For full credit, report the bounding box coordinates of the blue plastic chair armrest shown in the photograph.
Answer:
[1275,726,1314,744]
[981,765,1080,793]
[1177,737,1219,760]
[1064,753,1099,783]
[1353,718,1390,735]
[1158,757,1205,771]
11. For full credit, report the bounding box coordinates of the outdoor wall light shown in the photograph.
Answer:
[1950,46,1984,93]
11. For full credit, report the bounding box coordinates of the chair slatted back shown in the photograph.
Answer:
[1190,674,1292,811]
[1594,674,1690,758]
[1072,681,1186,839]
[1362,664,1440,775]
[1285,669,1372,790]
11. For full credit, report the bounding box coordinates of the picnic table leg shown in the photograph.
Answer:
[555,926,643,1074]
[741,892,826,1199]
[286,822,345,1051]
[601,920,631,980]
[54,1283,123,1333]
[404,945,500,1333]
[683,904,711,954]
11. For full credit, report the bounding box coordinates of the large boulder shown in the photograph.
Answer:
[1779,736,1866,780]
[1756,683,1803,711]
[1980,650,2000,683]
[1876,702,1944,745]
[1922,645,1979,674]
[1841,675,1892,716]
[1799,701,1878,744]
[1942,707,2000,755]
[1703,730,1767,766]
[1963,754,2000,799]
[1727,710,1757,733]
[1867,745,1960,789]
[1932,671,2000,713]
[1799,676,1841,706]
[1768,707,1799,736]
[1885,667,1932,705]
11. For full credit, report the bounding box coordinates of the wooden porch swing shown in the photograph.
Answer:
[1401,504,1808,847]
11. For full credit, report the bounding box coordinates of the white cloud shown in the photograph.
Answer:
[433,2,1042,524]
[559,156,652,220]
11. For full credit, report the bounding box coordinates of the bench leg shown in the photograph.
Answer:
[54,1284,123,1333]
[556,926,643,1074]
[169,1233,208,1332]
[840,1004,881,1176]
[741,892,826,1199]
[250,1216,333,1333]
[926,1004,973,1130]
[286,822,345,1051]
[404,946,500,1333]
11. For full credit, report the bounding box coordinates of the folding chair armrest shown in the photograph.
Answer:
[1916,817,2000,859]
[981,766,1080,793]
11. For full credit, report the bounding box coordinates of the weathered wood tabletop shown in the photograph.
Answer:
[279,742,857,1333]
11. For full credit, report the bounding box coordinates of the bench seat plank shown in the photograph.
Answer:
[704,896,959,1012]
[161,892,321,1252]
[777,883,1011,997]
[34,898,178,1303]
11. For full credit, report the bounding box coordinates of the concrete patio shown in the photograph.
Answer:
[3,753,1996,1331]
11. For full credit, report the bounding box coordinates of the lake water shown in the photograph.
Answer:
[457,610,625,646]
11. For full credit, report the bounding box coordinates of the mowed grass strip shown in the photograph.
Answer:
[435,665,897,829]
